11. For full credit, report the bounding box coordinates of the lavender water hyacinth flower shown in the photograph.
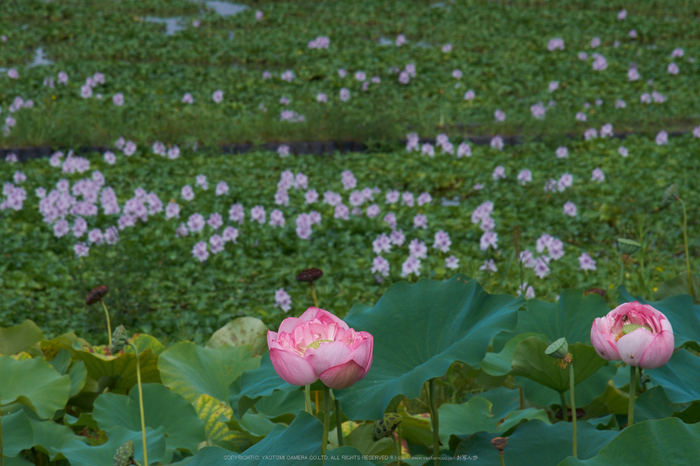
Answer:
[490,136,504,150]
[433,230,451,252]
[591,168,605,182]
[401,256,421,277]
[656,131,668,145]
[563,202,577,217]
[480,231,498,251]
[222,226,239,243]
[413,214,427,229]
[517,169,532,185]
[181,185,195,201]
[192,242,209,262]
[579,253,597,271]
[251,205,266,223]
[187,213,205,232]
[371,256,390,277]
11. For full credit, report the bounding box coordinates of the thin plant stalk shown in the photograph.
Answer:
[1,395,4,466]
[628,365,637,427]
[618,260,626,291]
[334,399,343,447]
[499,453,505,466]
[310,282,319,308]
[101,299,112,347]
[304,385,312,414]
[315,390,320,415]
[396,423,402,466]
[560,392,568,422]
[569,364,577,458]
[129,343,148,466]
[678,197,695,300]
[321,385,331,463]
[428,379,440,465]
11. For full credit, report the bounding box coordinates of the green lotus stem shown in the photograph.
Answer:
[101,299,112,347]
[321,385,331,463]
[304,385,312,414]
[428,379,440,465]
[334,399,343,446]
[628,365,637,427]
[569,363,577,458]
[678,197,695,300]
[129,343,148,466]
[396,423,402,466]
[560,392,568,422]
[1,395,4,466]
[618,260,625,291]
[499,454,505,466]
[310,282,319,308]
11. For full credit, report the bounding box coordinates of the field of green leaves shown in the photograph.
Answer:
[2,0,700,465]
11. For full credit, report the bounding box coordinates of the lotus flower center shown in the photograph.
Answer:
[306,339,333,352]
[615,324,652,341]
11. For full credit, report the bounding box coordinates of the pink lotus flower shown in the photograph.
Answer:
[268,307,373,389]
[591,302,674,369]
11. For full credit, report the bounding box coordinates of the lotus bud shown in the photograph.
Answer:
[372,413,403,441]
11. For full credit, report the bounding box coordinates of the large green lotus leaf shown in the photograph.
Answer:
[179,444,371,466]
[493,289,609,352]
[635,386,688,422]
[438,397,498,445]
[159,342,260,405]
[239,411,372,465]
[468,387,520,421]
[0,409,77,459]
[255,389,306,418]
[511,338,608,393]
[207,317,269,356]
[55,335,162,391]
[618,287,700,350]
[654,272,700,304]
[558,418,700,465]
[453,420,618,465]
[582,381,631,419]
[340,275,523,419]
[0,356,71,419]
[327,424,394,456]
[397,406,433,448]
[0,320,43,355]
[520,363,618,409]
[56,425,166,466]
[645,349,700,403]
[232,276,523,421]
[479,333,544,376]
[498,408,552,435]
[180,413,372,465]
[674,401,700,424]
[228,411,278,444]
[47,349,87,399]
[93,383,206,463]
[193,393,249,451]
